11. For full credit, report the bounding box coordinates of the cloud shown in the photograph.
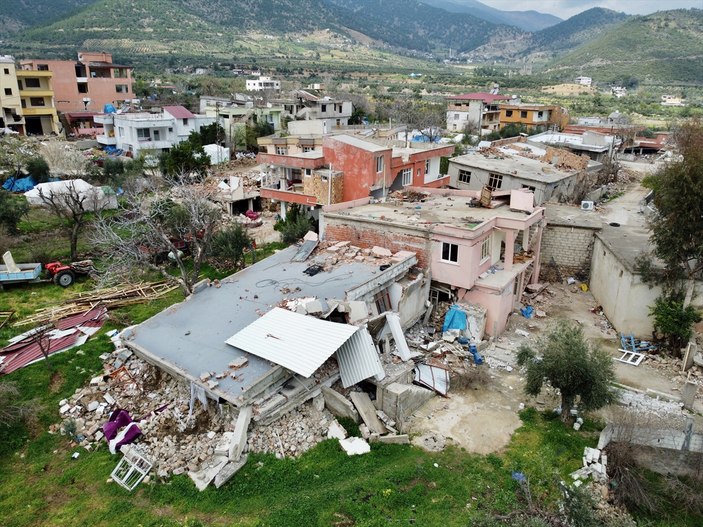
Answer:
[478,0,702,19]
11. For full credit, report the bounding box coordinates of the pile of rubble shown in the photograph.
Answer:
[617,388,686,418]
[571,446,608,487]
[248,400,334,458]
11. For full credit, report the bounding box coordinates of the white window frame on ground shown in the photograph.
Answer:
[441,242,459,263]
[376,155,384,173]
[401,168,412,186]
[481,237,491,262]
[488,173,503,190]
[458,169,471,184]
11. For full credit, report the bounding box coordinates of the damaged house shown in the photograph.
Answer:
[321,187,546,336]
[119,242,437,484]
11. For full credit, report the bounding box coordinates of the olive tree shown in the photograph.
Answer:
[517,320,616,423]
[93,176,222,296]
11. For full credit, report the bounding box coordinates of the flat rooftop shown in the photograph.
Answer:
[595,224,661,272]
[123,246,408,404]
[546,204,603,229]
[451,152,575,184]
[326,193,536,231]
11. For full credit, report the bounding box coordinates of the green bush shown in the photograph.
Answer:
[650,292,701,353]
[274,203,316,244]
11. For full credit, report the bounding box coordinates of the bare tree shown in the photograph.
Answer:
[93,176,222,296]
[0,382,38,427]
[37,181,105,260]
[39,142,89,177]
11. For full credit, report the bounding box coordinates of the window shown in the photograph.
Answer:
[505,110,513,117]
[29,97,45,106]
[522,184,536,192]
[304,168,312,177]
[321,104,327,112]
[374,290,392,313]
[458,169,471,184]
[37,64,48,71]
[537,111,544,118]
[425,159,430,175]
[115,84,129,94]
[376,155,384,173]
[454,113,459,119]
[3,88,11,96]
[17,80,22,89]
[400,168,412,186]
[182,118,188,125]
[3,68,9,75]
[520,111,528,118]
[24,78,40,88]
[275,146,287,155]
[77,83,88,93]
[168,127,173,133]
[118,127,124,136]
[441,242,459,263]
[137,128,150,140]
[302,146,313,152]
[113,68,128,78]
[481,237,491,261]
[488,173,503,190]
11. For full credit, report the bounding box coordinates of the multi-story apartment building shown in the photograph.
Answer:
[446,93,512,136]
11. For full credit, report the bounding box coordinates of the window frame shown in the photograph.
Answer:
[136,128,150,140]
[376,155,384,173]
[401,168,412,186]
[458,169,471,184]
[480,237,491,262]
[441,242,459,264]
[488,173,503,190]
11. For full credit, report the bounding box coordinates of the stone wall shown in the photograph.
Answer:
[540,223,598,280]
[323,216,431,270]
[542,146,590,170]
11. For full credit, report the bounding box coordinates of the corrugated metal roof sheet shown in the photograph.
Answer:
[336,327,385,388]
[224,308,358,378]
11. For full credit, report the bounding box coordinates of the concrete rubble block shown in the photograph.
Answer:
[372,246,392,258]
[103,393,115,405]
[60,404,71,414]
[304,299,323,315]
[334,241,350,248]
[214,454,249,488]
[229,406,253,461]
[381,383,434,430]
[326,246,341,253]
[214,432,234,456]
[327,420,347,440]
[350,392,388,435]
[303,231,319,241]
[359,423,370,439]
[682,381,698,411]
[391,250,416,262]
[87,401,100,412]
[200,372,211,381]
[312,393,325,412]
[207,380,219,390]
[372,434,410,445]
[347,301,369,324]
[321,386,360,423]
[229,356,249,369]
[188,455,229,491]
[339,437,370,456]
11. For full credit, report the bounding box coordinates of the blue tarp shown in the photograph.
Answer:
[520,305,534,319]
[103,103,116,114]
[442,304,467,333]
[2,176,35,192]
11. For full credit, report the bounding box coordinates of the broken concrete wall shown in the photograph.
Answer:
[540,224,599,280]
[379,382,434,432]
[323,216,431,270]
[389,272,431,328]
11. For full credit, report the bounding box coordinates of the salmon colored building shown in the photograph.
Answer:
[20,52,134,115]
[258,132,454,218]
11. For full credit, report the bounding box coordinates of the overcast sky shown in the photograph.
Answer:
[479,0,703,19]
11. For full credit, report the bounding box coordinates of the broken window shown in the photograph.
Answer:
[522,184,536,192]
[488,173,503,190]
[458,169,471,184]
[374,290,392,313]
[537,111,544,118]
[376,155,384,173]
[441,242,459,263]
[481,237,491,261]
[400,168,412,186]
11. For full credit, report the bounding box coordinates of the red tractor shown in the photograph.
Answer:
[44,260,96,287]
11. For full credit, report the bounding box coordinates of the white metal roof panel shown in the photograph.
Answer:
[336,327,385,388]
[224,308,358,378]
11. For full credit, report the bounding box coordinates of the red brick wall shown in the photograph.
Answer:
[324,219,431,270]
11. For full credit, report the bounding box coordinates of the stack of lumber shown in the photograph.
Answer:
[15,282,178,327]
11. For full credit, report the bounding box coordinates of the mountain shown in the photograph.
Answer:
[421,0,561,32]
[547,9,703,83]
[0,0,98,32]
[323,0,523,53]
[531,7,630,52]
